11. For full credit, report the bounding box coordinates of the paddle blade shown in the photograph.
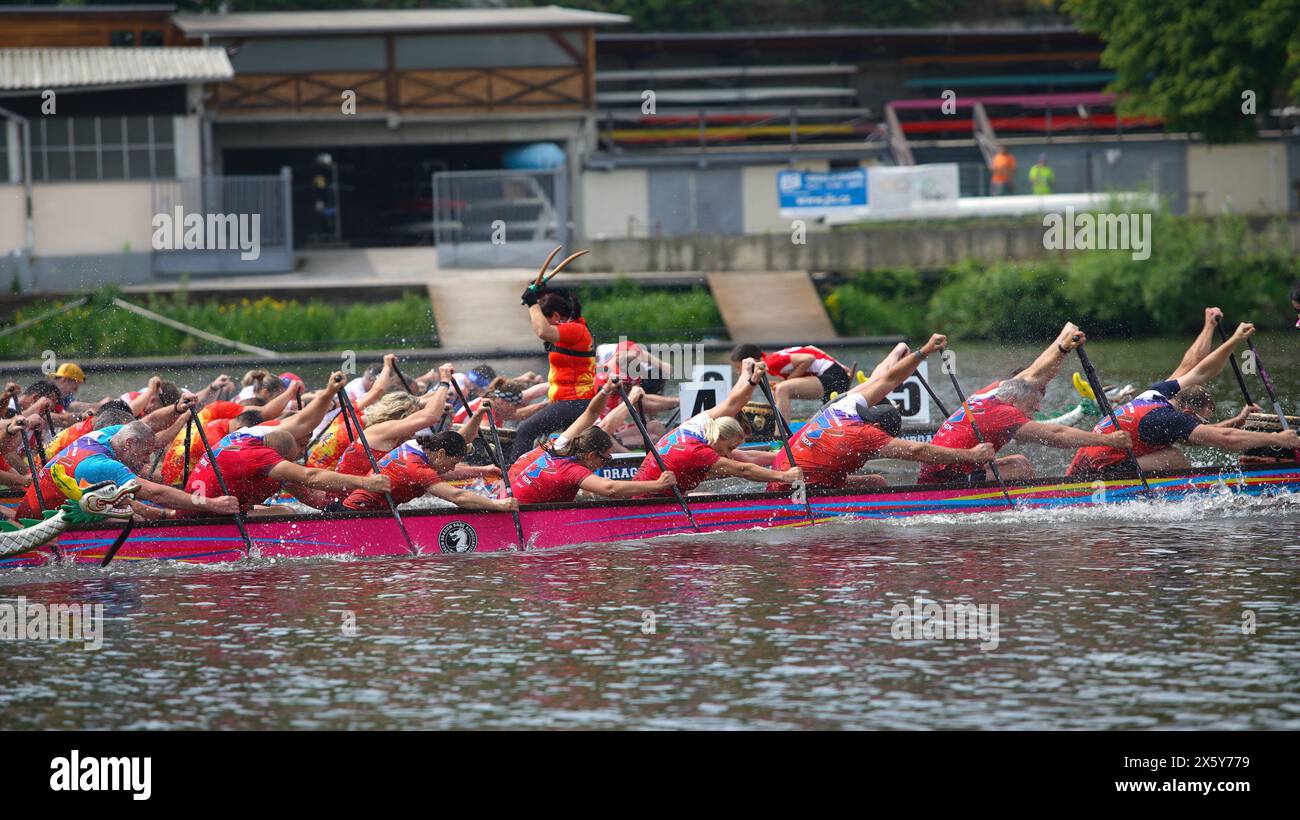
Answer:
[856,370,866,384]
[1072,371,1096,402]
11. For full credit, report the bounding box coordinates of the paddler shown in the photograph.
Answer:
[918,322,1133,484]
[0,416,36,492]
[511,287,598,464]
[16,403,241,521]
[185,373,391,514]
[766,334,996,490]
[307,354,399,445]
[728,343,851,417]
[121,377,182,418]
[593,339,679,447]
[1068,319,1300,476]
[44,400,135,461]
[159,375,303,486]
[632,358,803,495]
[510,376,677,502]
[340,430,518,514]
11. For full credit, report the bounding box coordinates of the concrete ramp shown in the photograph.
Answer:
[425,268,539,350]
[707,271,836,344]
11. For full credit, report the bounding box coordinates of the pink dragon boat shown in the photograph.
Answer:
[3,460,1298,571]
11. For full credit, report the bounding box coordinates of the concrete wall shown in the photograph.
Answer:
[1187,142,1290,214]
[580,160,835,240]
[30,181,155,256]
[582,167,649,239]
[573,214,1300,273]
[740,160,830,234]
[0,185,25,257]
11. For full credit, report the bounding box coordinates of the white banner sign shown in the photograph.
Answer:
[887,360,931,423]
[678,381,728,419]
[691,364,733,392]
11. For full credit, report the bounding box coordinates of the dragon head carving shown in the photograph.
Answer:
[49,463,139,525]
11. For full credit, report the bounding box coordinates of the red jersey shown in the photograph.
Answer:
[342,439,439,510]
[452,397,502,426]
[160,400,244,485]
[509,444,593,503]
[318,440,388,505]
[593,340,642,417]
[335,440,387,477]
[918,381,1028,483]
[767,393,893,490]
[185,426,285,512]
[1068,386,1181,474]
[632,413,720,494]
[763,346,841,378]
[546,318,596,402]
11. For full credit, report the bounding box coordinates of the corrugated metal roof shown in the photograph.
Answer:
[173,6,629,37]
[0,48,233,92]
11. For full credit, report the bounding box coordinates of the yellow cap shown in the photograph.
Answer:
[54,362,85,382]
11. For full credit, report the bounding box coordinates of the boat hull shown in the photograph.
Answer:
[3,462,1298,571]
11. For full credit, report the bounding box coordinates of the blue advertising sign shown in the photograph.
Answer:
[777,169,868,210]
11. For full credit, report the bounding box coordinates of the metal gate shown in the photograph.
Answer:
[151,168,294,274]
[432,168,567,267]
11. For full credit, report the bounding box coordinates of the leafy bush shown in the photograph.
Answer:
[827,213,1299,340]
[578,280,726,342]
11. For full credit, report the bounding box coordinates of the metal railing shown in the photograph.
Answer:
[150,169,293,274]
[432,168,567,268]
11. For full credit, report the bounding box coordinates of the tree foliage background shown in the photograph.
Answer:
[1066,0,1300,142]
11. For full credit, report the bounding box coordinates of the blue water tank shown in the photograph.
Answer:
[503,142,566,169]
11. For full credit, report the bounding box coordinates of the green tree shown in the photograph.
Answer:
[1066,0,1300,142]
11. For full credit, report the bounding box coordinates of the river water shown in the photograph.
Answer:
[1,334,1298,729]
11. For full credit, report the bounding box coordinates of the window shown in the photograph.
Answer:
[110,30,135,48]
[141,30,165,47]
[31,116,177,181]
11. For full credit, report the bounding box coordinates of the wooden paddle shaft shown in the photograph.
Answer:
[617,383,699,532]
[1214,318,1255,407]
[188,407,257,553]
[757,374,816,525]
[448,375,525,545]
[1074,345,1153,495]
[338,390,417,555]
[945,366,1014,509]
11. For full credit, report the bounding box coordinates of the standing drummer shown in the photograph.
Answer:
[510,288,597,465]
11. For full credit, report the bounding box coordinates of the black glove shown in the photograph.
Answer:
[521,285,542,307]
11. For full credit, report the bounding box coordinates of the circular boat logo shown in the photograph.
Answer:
[438,521,477,554]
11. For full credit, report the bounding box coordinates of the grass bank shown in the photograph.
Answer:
[0,281,729,359]
[0,290,437,359]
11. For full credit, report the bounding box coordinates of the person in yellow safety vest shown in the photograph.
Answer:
[1029,154,1055,195]
[990,146,1016,195]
